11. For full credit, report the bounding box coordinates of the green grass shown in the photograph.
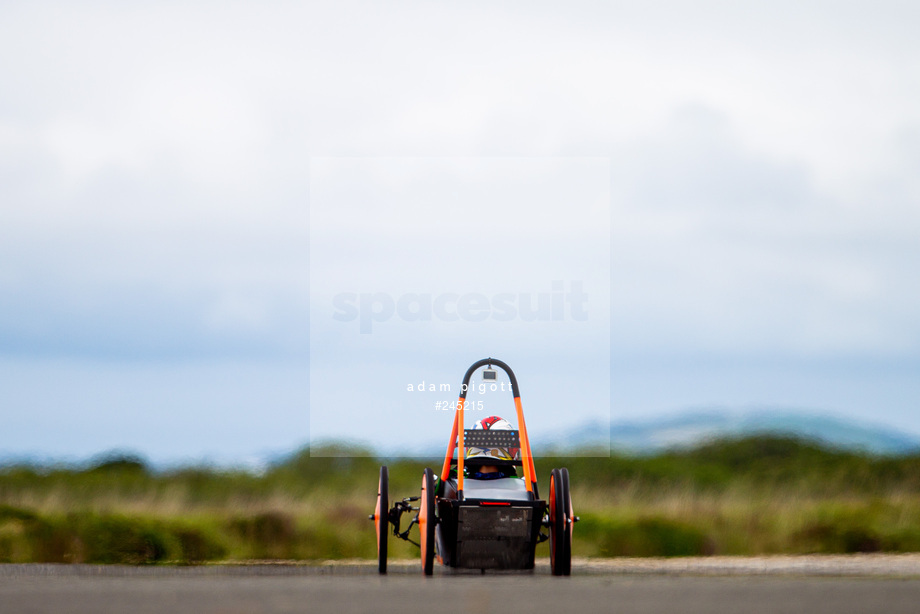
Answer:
[3,436,920,563]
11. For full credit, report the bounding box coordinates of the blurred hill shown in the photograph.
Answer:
[3,409,919,471]
[545,409,920,455]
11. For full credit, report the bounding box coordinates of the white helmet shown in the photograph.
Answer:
[466,415,521,462]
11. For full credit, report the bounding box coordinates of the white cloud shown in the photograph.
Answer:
[610,104,920,356]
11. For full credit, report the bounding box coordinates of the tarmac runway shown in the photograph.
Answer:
[4,557,920,614]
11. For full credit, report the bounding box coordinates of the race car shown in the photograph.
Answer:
[372,357,575,575]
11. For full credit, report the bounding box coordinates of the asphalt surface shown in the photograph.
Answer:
[4,557,920,614]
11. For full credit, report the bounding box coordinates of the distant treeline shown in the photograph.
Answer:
[3,435,920,564]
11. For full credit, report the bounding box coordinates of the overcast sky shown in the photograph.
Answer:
[1,1,918,464]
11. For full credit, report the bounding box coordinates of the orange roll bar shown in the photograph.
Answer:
[441,358,538,501]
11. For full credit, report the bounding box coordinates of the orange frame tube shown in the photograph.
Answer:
[440,399,462,484]
[514,396,536,493]
[457,398,466,493]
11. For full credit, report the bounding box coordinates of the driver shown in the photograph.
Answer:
[466,416,520,480]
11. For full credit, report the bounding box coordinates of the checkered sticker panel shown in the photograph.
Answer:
[463,429,521,449]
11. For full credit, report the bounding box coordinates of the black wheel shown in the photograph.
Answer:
[550,468,572,576]
[375,466,389,574]
[419,468,436,576]
[560,467,573,575]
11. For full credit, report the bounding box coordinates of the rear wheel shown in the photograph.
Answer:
[375,466,389,574]
[549,468,572,576]
[419,468,436,576]
[559,467,573,575]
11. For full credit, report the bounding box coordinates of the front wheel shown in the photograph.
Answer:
[375,466,389,574]
[419,468,436,576]
[549,467,572,576]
